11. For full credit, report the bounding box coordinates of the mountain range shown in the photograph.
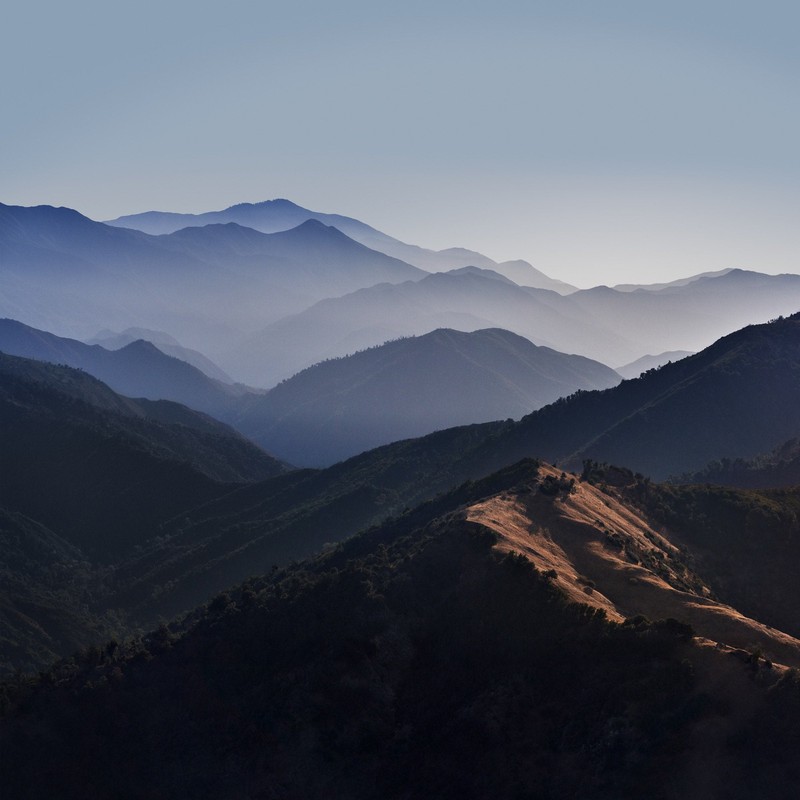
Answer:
[227,265,800,385]
[4,312,800,669]
[0,203,423,357]
[5,200,800,389]
[6,194,800,797]
[87,327,235,383]
[107,198,577,293]
[0,319,619,465]
[0,318,247,420]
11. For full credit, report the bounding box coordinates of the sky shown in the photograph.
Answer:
[3,0,799,287]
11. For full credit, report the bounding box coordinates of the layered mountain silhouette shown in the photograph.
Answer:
[615,350,694,379]
[228,268,632,386]
[0,318,248,420]
[236,328,621,466]
[107,198,577,292]
[6,193,800,798]
[88,327,234,383]
[4,314,800,680]
[5,459,800,798]
[229,265,800,385]
[0,203,424,356]
[6,201,800,387]
[269,312,800,491]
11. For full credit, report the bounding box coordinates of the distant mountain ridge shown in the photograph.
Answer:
[0,318,248,420]
[0,203,426,358]
[236,328,621,466]
[615,350,694,379]
[228,266,800,386]
[6,199,800,391]
[106,198,577,293]
[88,327,235,383]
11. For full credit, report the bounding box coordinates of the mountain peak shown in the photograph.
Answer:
[227,198,306,213]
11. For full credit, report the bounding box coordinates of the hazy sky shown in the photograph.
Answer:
[3,0,799,286]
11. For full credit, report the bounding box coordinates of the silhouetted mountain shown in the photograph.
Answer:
[228,269,630,386]
[615,350,694,379]
[107,198,577,292]
[0,318,250,420]
[88,327,234,383]
[612,268,734,292]
[4,459,800,799]
[236,328,621,466]
[0,203,424,359]
[0,352,286,553]
[567,269,800,360]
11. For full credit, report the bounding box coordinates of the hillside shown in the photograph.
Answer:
[0,353,286,552]
[109,314,800,624]
[676,438,800,488]
[3,460,800,799]
[449,313,800,481]
[615,350,693,379]
[236,328,621,466]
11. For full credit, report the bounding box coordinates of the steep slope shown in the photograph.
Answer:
[3,460,800,800]
[516,313,800,478]
[236,328,621,466]
[0,353,286,556]
[0,509,122,675]
[469,464,800,664]
[107,198,577,292]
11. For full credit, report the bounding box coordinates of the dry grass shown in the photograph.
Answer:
[466,464,800,668]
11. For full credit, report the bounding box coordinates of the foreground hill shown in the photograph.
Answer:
[45,315,800,632]
[0,353,288,672]
[3,460,800,799]
[236,328,621,466]
[498,312,800,478]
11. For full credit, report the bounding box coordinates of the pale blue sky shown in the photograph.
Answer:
[3,1,799,286]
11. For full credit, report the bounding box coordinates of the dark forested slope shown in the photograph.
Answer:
[3,460,800,800]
